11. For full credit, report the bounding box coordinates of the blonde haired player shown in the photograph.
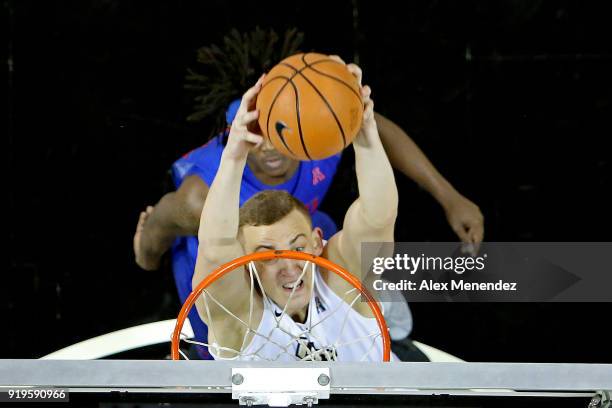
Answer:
[192,64,399,361]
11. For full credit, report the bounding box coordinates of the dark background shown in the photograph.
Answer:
[4,0,611,362]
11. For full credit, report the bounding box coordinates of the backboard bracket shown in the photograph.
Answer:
[231,367,330,407]
[590,391,611,408]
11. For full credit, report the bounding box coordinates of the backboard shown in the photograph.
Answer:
[1,359,610,408]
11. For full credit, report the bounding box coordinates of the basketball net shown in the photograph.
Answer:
[171,250,391,362]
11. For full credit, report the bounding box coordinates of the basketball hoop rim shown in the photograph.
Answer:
[171,250,391,361]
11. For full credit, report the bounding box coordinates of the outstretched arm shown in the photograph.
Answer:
[133,175,208,271]
[376,112,484,249]
[328,64,398,273]
[191,76,266,316]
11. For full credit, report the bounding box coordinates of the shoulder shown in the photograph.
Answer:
[172,135,226,187]
[180,135,226,163]
[173,135,226,169]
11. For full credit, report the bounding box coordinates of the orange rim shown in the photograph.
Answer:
[171,250,391,361]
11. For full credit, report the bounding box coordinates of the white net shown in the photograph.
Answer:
[176,259,386,362]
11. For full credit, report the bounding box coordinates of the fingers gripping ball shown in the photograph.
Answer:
[256,53,364,161]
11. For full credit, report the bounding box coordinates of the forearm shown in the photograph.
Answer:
[353,123,398,226]
[376,112,458,206]
[197,152,245,246]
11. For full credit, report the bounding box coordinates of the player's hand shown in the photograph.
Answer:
[360,84,376,131]
[328,55,377,139]
[225,75,265,160]
[134,205,159,271]
[443,193,485,256]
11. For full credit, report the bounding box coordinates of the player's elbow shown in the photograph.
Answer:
[192,250,222,289]
[196,243,223,266]
[374,188,399,227]
[388,184,399,212]
[375,206,398,230]
[196,239,240,265]
[359,199,398,230]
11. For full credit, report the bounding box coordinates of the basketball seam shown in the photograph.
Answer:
[261,55,334,96]
[302,59,362,103]
[261,74,293,92]
[300,55,363,143]
[281,57,348,148]
[263,54,337,158]
[263,76,298,158]
[262,52,307,115]
[287,79,311,160]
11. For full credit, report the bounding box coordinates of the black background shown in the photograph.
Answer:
[4,0,611,362]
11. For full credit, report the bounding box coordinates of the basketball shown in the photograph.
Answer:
[256,53,364,161]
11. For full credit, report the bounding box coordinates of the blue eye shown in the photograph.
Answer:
[295,247,305,252]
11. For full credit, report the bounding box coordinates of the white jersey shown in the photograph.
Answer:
[210,269,393,361]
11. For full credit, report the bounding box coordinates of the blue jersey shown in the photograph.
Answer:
[170,133,341,358]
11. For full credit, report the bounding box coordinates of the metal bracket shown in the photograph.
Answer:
[231,368,330,407]
[590,391,611,408]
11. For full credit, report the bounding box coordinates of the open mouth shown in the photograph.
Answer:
[282,279,304,292]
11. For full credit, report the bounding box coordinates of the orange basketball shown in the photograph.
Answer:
[256,53,363,161]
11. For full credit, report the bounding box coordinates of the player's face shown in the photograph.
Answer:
[240,209,323,321]
[247,139,298,178]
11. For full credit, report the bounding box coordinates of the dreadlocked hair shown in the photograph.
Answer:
[184,27,304,136]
